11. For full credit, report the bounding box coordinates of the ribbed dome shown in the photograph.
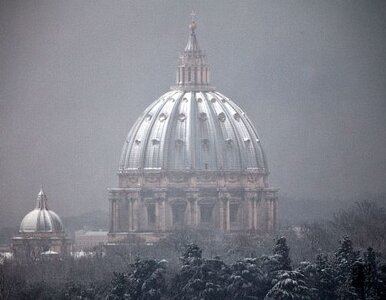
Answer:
[19,187,64,233]
[119,91,267,171]
[119,19,267,173]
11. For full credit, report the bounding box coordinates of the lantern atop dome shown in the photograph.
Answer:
[172,14,214,92]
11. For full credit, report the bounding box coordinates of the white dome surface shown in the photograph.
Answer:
[19,187,64,233]
[20,209,64,233]
[119,90,267,172]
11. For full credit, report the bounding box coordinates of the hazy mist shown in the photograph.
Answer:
[1,0,385,228]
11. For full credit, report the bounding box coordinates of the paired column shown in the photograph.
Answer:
[109,191,120,232]
[186,199,194,226]
[186,192,199,226]
[245,192,259,231]
[254,193,261,230]
[266,198,276,231]
[126,191,141,231]
[156,196,166,231]
[128,198,137,231]
[219,193,230,231]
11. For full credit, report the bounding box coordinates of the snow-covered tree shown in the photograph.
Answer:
[181,243,202,265]
[315,254,337,300]
[106,258,166,300]
[378,264,386,299]
[296,261,319,299]
[272,237,292,271]
[363,247,378,299]
[227,258,269,299]
[170,244,230,300]
[334,236,359,299]
[264,271,312,300]
[351,260,365,300]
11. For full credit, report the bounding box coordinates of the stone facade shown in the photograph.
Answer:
[109,170,278,243]
[12,233,71,260]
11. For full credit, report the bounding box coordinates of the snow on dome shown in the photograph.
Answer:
[19,186,64,233]
[119,91,267,172]
[118,20,267,173]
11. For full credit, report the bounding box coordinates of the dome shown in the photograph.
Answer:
[19,187,64,233]
[108,17,279,239]
[119,20,268,173]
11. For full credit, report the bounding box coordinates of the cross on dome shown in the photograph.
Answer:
[190,11,197,32]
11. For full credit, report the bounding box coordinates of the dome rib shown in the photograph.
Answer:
[200,92,224,169]
[242,112,268,170]
[162,92,185,169]
[218,97,250,168]
[139,96,170,169]
[167,92,192,169]
[210,92,244,169]
[143,91,179,169]
[219,91,266,171]
[119,97,161,170]
[216,91,268,171]
[138,95,169,170]
[189,92,197,169]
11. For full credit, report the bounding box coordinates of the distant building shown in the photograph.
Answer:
[12,186,71,260]
[74,230,108,250]
[108,18,278,244]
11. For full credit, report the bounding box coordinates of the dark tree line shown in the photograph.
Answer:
[1,236,385,299]
[1,199,386,299]
[106,237,386,299]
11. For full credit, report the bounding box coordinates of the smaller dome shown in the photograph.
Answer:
[19,186,64,233]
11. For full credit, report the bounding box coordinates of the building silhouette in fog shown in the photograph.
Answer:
[108,19,278,244]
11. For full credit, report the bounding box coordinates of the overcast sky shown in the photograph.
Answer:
[1,0,385,228]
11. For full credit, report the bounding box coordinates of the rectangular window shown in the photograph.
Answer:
[172,203,186,225]
[147,204,156,225]
[200,205,213,223]
[230,204,239,223]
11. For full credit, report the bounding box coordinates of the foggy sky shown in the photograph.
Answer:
[1,0,385,228]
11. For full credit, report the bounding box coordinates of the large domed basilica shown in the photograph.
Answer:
[108,19,278,243]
